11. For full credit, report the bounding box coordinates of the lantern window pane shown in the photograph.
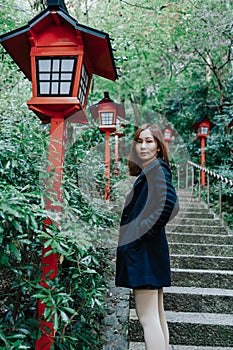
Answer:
[78,64,90,106]
[52,60,60,72]
[39,60,51,72]
[36,56,77,96]
[52,73,59,80]
[51,82,59,94]
[40,82,50,94]
[100,112,114,125]
[39,73,50,80]
[60,82,71,95]
[61,73,72,80]
[201,127,208,134]
[61,59,74,72]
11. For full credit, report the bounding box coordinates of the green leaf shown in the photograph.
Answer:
[0,329,7,344]
[60,310,69,323]
[9,242,21,261]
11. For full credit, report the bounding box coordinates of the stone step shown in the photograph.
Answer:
[167,233,232,245]
[129,287,233,314]
[129,342,233,350]
[177,211,214,219]
[178,201,201,207]
[168,218,221,226]
[177,190,195,195]
[178,195,204,201]
[170,254,233,270]
[177,194,197,200]
[177,192,195,199]
[171,268,233,289]
[169,242,233,256]
[177,208,214,220]
[178,205,210,212]
[177,193,195,198]
[129,309,233,346]
[167,224,226,234]
[164,286,233,314]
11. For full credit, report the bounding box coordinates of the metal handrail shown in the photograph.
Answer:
[170,163,180,191]
[186,161,233,223]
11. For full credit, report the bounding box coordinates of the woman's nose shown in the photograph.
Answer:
[140,141,146,149]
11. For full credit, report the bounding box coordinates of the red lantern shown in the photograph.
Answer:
[0,5,117,124]
[90,92,125,198]
[191,118,214,186]
[0,2,118,349]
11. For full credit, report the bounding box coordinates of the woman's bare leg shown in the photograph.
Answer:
[133,289,166,350]
[158,288,169,350]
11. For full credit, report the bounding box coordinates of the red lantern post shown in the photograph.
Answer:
[0,1,118,348]
[191,118,213,186]
[104,129,112,199]
[89,92,125,199]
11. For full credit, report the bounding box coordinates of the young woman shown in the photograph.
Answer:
[115,123,179,350]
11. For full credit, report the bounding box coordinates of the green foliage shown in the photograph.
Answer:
[33,246,110,350]
[0,117,116,349]
[0,108,118,349]
[0,182,43,349]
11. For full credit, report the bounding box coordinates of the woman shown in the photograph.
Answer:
[115,123,179,350]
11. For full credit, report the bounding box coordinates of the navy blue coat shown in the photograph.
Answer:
[115,158,179,289]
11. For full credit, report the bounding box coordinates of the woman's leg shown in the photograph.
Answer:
[133,289,166,350]
[158,288,169,350]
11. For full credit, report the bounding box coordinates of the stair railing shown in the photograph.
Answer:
[170,163,180,191]
[186,161,233,223]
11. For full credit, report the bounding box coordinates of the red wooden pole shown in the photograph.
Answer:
[114,134,119,175]
[104,130,111,200]
[200,137,206,186]
[36,115,66,350]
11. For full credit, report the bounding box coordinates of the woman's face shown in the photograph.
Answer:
[135,129,160,166]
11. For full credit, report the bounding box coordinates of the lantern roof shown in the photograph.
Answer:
[163,125,173,131]
[0,7,118,82]
[89,92,125,120]
[190,117,214,131]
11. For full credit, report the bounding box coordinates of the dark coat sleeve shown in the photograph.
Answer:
[139,161,179,240]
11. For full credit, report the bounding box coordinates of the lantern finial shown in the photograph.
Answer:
[47,0,68,12]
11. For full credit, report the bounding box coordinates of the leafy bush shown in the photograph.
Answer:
[0,113,119,349]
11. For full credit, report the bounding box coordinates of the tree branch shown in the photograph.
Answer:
[120,0,155,11]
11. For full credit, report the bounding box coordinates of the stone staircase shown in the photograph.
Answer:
[129,189,233,350]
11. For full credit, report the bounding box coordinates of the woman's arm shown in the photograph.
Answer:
[139,162,179,239]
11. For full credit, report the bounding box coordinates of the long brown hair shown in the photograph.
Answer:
[128,124,169,176]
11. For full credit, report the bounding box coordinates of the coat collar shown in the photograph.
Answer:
[134,158,161,187]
